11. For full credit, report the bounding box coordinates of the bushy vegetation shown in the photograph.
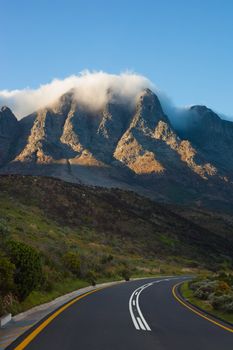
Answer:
[0,224,138,316]
[6,240,43,300]
[63,252,81,277]
[189,272,233,314]
[0,175,232,317]
[0,239,45,315]
[0,255,15,316]
[0,235,137,316]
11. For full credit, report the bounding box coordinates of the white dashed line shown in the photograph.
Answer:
[129,278,172,331]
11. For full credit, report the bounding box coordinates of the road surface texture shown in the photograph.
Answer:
[7,277,233,350]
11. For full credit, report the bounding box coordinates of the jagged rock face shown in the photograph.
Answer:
[113,91,167,175]
[114,91,217,179]
[0,89,233,210]
[0,106,19,166]
[16,93,77,163]
[178,105,233,174]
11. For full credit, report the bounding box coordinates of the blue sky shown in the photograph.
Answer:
[1,0,233,116]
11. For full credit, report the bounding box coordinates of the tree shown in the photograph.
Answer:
[7,240,43,300]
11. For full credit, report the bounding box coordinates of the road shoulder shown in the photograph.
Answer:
[173,282,233,334]
[0,280,123,350]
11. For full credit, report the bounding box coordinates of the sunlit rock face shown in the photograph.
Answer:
[0,88,233,210]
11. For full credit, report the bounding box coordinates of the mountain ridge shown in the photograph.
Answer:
[0,88,233,211]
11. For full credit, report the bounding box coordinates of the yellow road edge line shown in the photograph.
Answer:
[172,282,233,334]
[13,287,106,350]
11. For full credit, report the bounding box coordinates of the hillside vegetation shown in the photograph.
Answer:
[181,272,233,324]
[0,175,233,316]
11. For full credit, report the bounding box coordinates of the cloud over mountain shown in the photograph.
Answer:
[0,71,154,119]
[0,70,231,127]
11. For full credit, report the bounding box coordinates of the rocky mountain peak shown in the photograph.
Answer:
[189,105,221,127]
[137,88,164,113]
[1,106,12,113]
[49,89,77,115]
[130,89,168,132]
[190,105,211,113]
[0,107,19,166]
[0,106,18,123]
[0,106,18,133]
[173,105,233,174]
[0,89,233,211]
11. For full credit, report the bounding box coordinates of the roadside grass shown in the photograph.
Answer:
[181,282,233,324]
[9,279,89,315]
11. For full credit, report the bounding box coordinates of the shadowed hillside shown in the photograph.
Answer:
[0,175,233,316]
[0,175,232,267]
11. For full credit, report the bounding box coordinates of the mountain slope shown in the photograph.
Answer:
[177,105,233,174]
[0,89,233,211]
[0,175,232,269]
[0,106,19,166]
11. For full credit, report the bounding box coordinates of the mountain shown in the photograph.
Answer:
[177,105,233,174]
[0,106,19,166]
[0,89,233,211]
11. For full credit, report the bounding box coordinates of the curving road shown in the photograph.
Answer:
[7,277,233,350]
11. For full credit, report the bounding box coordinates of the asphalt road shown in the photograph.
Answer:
[8,277,233,350]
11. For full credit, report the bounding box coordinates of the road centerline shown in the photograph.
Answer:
[135,285,152,331]
[128,278,173,332]
[129,282,155,331]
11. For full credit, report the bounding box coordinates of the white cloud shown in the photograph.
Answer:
[0,70,231,127]
[0,71,153,119]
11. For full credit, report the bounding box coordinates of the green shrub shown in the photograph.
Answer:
[190,275,233,313]
[63,252,81,277]
[0,220,9,247]
[216,272,233,288]
[101,254,114,264]
[0,293,15,317]
[191,280,219,300]
[0,255,15,297]
[215,281,231,295]
[7,240,43,301]
[121,268,131,281]
[211,293,233,311]
[40,265,56,292]
[0,255,16,316]
[0,220,9,234]
[224,302,233,312]
[86,270,96,286]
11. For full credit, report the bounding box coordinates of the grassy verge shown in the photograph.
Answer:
[181,281,233,324]
[9,279,89,315]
